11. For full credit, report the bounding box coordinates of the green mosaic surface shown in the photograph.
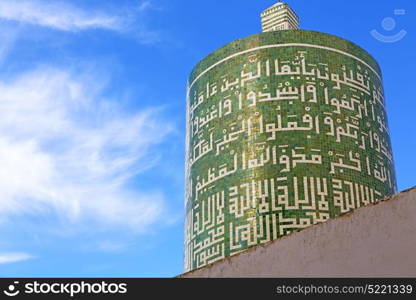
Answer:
[184,30,397,272]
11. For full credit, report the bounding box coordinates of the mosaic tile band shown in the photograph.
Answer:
[184,30,397,272]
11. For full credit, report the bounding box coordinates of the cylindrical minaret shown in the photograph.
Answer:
[184,2,396,272]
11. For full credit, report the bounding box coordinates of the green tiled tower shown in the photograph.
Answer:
[184,2,396,272]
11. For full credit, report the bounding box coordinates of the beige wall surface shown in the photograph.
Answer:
[180,187,416,278]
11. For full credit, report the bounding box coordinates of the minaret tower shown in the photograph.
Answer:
[184,1,396,272]
[261,0,299,32]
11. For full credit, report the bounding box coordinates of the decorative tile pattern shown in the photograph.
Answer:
[184,30,397,272]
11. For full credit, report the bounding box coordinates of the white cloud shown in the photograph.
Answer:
[138,1,153,12]
[0,252,33,264]
[0,0,149,32]
[0,67,174,231]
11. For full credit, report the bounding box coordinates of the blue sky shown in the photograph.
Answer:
[0,0,414,277]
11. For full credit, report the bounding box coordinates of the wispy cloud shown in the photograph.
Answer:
[0,0,123,32]
[138,1,153,12]
[0,252,33,264]
[0,0,157,35]
[0,67,174,231]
